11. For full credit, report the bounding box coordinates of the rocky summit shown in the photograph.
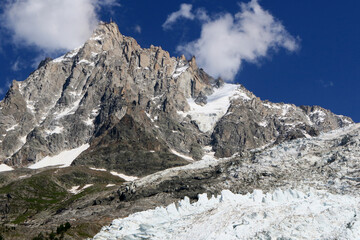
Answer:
[0,22,357,239]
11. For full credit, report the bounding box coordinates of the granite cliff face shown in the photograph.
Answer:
[0,22,213,171]
[0,22,352,175]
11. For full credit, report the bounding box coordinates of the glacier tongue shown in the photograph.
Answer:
[93,188,360,240]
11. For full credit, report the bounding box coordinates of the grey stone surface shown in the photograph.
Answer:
[0,22,212,168]
[0,22,353,171]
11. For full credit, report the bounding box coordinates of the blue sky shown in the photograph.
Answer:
[0,0,359,122]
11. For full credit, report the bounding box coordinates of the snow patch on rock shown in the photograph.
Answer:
[170,149,194,162]
[173,65,189,78]
[6,124,19,132]
[178,84,240,133]
[45,126,64,135]
[0,164,14,172]
[110,171,138,182]
[29,144,90,169]
[89,167,107,172]
[53,46,82,63]
[69,184,93,195]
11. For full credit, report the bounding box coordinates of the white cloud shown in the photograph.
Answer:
[195,8,210,22]
[99,0,121,7]
[11,58,21,71]
[134,25,142,34]
[2,0,102,52]
[176,0,299,81]
[162,3,195,29]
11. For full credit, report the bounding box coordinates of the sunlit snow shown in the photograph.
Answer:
[5,124,19,132]
[170,149,194,161]
[0,164,14,172]
[173,65,189,78]
[69,184,93,194]
[29,144,90,169]
[110,171,138,182]
[53,46,82,63]
[45,126,64,135]
[178,83,244,132]
[54,98,82,119]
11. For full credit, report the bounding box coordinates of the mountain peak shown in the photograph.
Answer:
[0,20,357,239]
[90,21,123,42]
[0,20,353,170]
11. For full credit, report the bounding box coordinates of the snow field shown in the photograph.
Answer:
[29,144,90,169]
[178,83,241,133]
[0,164,14,172]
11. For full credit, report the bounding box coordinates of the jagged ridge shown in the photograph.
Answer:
[0,22,353,176]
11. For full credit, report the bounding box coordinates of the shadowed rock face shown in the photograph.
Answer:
[72,114,189,177]
[0,22,353,174]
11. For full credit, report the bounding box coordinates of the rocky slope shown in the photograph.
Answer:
[0,22,214,170]
[0,22,357,239]
[0,22,352,174]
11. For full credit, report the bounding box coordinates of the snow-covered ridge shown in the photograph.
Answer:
[93,188,360,240]
[53,46,82,63]
[178,84,252,133]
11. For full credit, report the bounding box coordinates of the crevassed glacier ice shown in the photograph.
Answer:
[93,188,360,240]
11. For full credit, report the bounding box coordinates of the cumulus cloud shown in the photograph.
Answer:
[1,0,108,53]
[162,3,195,29]
[176,0,300,81]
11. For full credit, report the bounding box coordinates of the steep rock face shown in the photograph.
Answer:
[72,114,189,177]
[0,22,354,172]
[0,22,213,168]
[211,86,352,157]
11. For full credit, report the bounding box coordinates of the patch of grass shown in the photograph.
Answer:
[13,212,32,224]
[0,166,123,225]
[70,222,101,239]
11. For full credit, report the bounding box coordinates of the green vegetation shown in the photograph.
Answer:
[57,222,71,234]
[0,172,68,224]
[31,222,71,240]
[0,165,123,231]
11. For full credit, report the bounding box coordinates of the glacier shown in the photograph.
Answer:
[93,188,360,240]
[93,123,360,239]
